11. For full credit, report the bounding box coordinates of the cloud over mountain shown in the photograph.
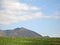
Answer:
[0,0,60,25]
[0,0,42,24]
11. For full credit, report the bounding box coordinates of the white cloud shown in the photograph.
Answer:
[41,11,60,19]
[2,0,39,10]
[0,0,42,25]
[0,0,60,25]
[49,11,60,18]
[0,11,43,24]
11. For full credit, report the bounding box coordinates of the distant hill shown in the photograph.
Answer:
[0,27,42,37]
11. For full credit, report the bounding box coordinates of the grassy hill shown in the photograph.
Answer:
[0,37,60,45]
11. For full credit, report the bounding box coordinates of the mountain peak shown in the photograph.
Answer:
[20,27,26,29]
[14,27,21,30]
[14,27,29,31]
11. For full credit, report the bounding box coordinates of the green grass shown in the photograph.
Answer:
[0,37,60,45]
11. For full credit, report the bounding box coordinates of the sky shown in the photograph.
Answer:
[0,0,60,37]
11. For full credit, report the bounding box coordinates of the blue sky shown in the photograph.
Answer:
[0,0,60,37]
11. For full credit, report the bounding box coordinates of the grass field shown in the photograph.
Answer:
[0,37,60,45]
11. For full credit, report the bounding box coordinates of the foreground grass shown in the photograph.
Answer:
[0,37,60,45]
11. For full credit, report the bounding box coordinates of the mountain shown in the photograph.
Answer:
[0,27,42,37]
